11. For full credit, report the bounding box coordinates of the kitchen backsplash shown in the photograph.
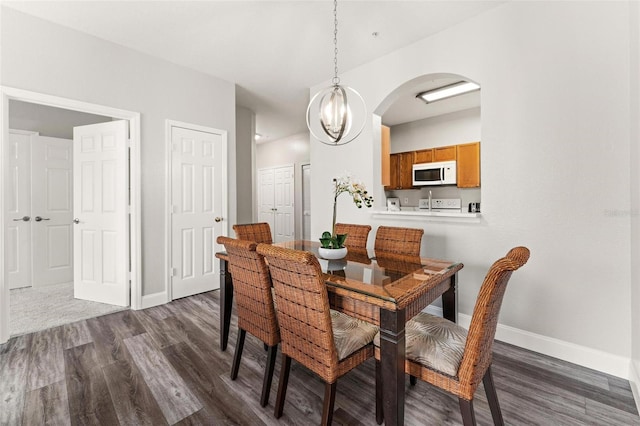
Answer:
[385,187,481,210]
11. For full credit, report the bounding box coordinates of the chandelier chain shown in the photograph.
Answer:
[332,0,340,85]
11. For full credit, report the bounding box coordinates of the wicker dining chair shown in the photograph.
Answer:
[334,223,372,250]
[374,246,530,426]
[233,222,273,244]
[256,243,379,425]
[374,226,424,257]
[217,236,280,407]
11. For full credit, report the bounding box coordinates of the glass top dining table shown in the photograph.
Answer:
[215,240,463,426]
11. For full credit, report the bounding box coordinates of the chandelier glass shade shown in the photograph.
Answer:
[307,83,366,146]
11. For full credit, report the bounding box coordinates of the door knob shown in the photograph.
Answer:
[73,218,80,224]
[214,217,222,222]
[13,216,30,222]
[34,216,50,222]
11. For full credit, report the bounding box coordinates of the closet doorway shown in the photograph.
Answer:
[7,129,74,290]
[0,87,142,344]
[257,164,295,242]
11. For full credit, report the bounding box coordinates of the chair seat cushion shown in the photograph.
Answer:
[330,310,379,360]
[374,312,467,377]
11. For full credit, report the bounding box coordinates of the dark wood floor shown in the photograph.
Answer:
[1,290,638,425]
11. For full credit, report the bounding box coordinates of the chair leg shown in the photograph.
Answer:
[274,355,291,419]
[230,329,246,380]
[410,375,417,386]
[264,343,269,351]
[375,360,383,425]
[321,382,337,426]
[458,398,477,426]
[260,344,278,407]
[483,365,504,426]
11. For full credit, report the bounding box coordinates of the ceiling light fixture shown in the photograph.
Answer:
[416,81,480,104]
[306,0,366,146]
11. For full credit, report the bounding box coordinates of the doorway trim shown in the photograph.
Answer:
[164,119,229,302]
[0,86,142,344]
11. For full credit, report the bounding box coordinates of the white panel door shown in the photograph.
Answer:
[32,136,74,287]
[257,168,275,233]
[5,131,32,290]
[73,120,129,306]
[273,166,294,242]
[171,126,224,299]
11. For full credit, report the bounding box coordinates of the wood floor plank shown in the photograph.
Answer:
[492,349,637,414]
[102,342,168,426]
[64,342,120,426]
[27,326,65,391]
[585,396,640,425]
[494,340,610,390]
[163,340,265,425]
[22,379,71,426]
[133,309,185,349]
[85,314,126,367]
[0,333,32,355]
[62,321,93,350]
[102,309,146,339]
[0,343,30,425]
[123,333,202,424]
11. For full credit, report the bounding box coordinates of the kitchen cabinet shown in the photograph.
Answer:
[456,141,480,188]
[385,152,414,190]
[381,125,391,186]
[433,145,457,162]
[414,145,456,163]
[413,149,433,164]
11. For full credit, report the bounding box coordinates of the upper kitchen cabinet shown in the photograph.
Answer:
[456,141,480,188]
[413,148,433,164]
[433,145,457,162]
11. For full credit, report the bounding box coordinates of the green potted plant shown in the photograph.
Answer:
[318,173,374,259]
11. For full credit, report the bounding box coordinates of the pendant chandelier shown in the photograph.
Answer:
[306,0,366,146]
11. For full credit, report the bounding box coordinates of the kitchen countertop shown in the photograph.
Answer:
[371,209,481,222]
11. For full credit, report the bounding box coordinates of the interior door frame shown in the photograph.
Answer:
[301,162,311,241]
[0,86,142,344]
[164,119,228,302]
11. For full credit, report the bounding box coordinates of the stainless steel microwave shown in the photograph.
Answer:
[412,160,457,186]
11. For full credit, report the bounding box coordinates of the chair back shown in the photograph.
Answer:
[217,236,279,346]
[456,246,530,399]
[233,222,273,244]
[256,243,340,383]
[334,223,371,249]
[374,226,424,257]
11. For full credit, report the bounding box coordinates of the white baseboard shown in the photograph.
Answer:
[140,291,169,309]
[630,359,640,415]
[423,306,631,380]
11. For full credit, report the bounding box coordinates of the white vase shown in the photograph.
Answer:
[318,247,348,260]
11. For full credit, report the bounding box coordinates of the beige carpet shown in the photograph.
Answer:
[10,282,127,336]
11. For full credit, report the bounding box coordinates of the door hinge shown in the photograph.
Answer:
[127,138,132,147]
[171,267,177,277]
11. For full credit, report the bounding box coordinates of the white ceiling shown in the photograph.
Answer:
[4,0,500,142]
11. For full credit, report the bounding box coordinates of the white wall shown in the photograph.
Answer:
[310,1,633,376]
[256,132,310,239]
[1,8,237,296]
[9,100,112,138]
[236,106,255,224]
[389,107,481,153]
